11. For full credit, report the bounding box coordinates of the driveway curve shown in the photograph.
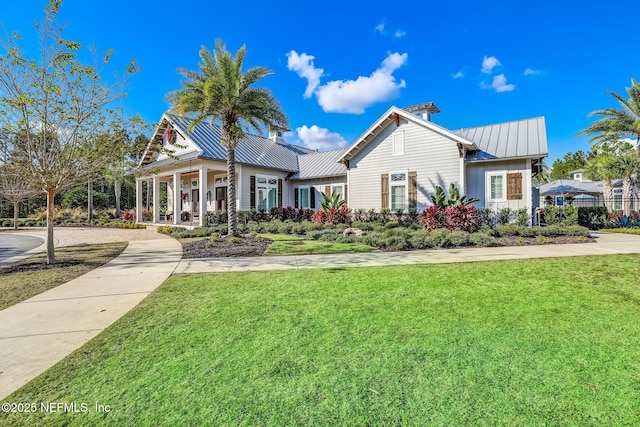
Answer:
[0,226,182,399]
[0,234,44,262]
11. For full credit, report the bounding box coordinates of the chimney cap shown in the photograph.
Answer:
[403,102,441,115]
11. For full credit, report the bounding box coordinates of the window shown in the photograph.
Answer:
[331,184,344,201]
[299,186,310,209]
[389,171,408,210]
[487,172,506,201]
[256,175,278,210]
[392,131,404,156]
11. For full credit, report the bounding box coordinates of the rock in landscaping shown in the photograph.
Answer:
[343,228,366,237]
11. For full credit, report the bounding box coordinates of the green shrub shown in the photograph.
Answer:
[537,224,564,237]
[351,221,374,231]
[409,230,433,249]
[543,206,561,225]
[336,234,356,244]
[318,231,340,242]
[264,221,280,234]
[156,225,176,235]
[360,231,385,248]
[515,208,529,227]
[564,225,590,237]
[477,208,496,228]
[2,220,12,227]
[306,230,323,240]
[495,224,518,236]
[426,229,451,248]
[229,237,244,244]
[448,231,470,247]
[578,207,608,229]
[277,222,294,235]
[470,232,495,247]
[536,235,550,244]
[498,208,512,225]
[517,226,540,238]
[562,206,578,226]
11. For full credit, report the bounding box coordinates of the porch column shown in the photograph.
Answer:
[236,164,243,210]
[136,178,143,222]
[153,175,161,224]
[173,172,181,225]
[199,166,208,227]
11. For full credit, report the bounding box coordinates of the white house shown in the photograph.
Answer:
[134,102,548,226]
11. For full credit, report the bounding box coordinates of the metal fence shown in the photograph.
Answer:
[543,196,637,210]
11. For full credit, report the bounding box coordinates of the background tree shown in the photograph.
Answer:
[0,1,137,263]
[168,39,288,236]
[579,78,640,153]
[610,151,640,215]
[550,150,589,180]
[0,163,39,229]
[584,153,616,212]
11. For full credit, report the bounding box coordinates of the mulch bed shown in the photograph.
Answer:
[180,234,595,259]
[182,235,273,258]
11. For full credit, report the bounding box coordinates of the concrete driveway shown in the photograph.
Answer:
[0,234,44,262]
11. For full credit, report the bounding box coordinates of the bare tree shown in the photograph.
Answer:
[0,1,137,263]
[0,163,40,229]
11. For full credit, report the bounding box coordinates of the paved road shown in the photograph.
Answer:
[0,234,44,262]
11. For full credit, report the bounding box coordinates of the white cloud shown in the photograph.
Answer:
[452,70,464,79]
[287,51,324,99]
[394,29,406,38]
[313,52,408,114]
[524,68,541,76]
[481,74,515,92]
[481,55,502,74]
[296,125,348,151]
[375,22,385,33]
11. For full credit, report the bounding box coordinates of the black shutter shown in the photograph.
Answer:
[310,186,316,208]
[294,188,299,208]
[344,184,348,205]
[250,175,256,209]
[278,179,283,207]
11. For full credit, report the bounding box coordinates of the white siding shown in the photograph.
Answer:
[465,159,531,211]
[290,177,347,209]
[348,118,461,210]
[155,131,199,162]
[240,165,291,210]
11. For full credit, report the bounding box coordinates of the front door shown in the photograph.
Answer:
[216,186,227,211]
[192,189,199,213]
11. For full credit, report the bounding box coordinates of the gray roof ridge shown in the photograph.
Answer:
[456,115,544,132]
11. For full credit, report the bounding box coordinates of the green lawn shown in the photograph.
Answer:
[600,228,640,235]
[263,237,376,256]
[3,255,640,425]
[0,242,128,310]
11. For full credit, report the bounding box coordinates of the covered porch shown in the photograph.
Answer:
[135,160,233,227]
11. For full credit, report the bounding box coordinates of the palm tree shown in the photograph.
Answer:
[610,152,640,215]
[168,40,288,236]
[579,78,640,152]
[584,153,616,212]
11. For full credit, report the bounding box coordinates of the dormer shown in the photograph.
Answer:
[404,102,441,122]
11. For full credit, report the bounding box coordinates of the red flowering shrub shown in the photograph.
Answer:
[122,210,135,222]
[420,205,445,231]
[312,204,351,225]
[312,209,327,224]
[421,205,478,232]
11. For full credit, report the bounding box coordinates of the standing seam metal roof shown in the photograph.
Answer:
[169,115,314,172]
[455,116,548,161]
[290,148,348,180]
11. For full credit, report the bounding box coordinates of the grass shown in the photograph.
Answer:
[600,228,640,235]
[263,238,376,255]
[3,254,640,425]
[0,242,127,310]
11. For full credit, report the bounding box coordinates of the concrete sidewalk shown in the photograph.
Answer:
[175,231,640,274]
[0,236,182,400]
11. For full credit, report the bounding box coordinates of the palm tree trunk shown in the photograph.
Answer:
[46,189,56,264]
[13,200,19,230]
[623,175,632,216]
[603,179,613,212]
[227,146,237,236]
[114,179,121,217]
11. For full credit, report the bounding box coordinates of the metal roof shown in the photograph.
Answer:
[168,114,314,172]
[456,116,548,161]
[540,179,601,195]
[290,148,348,180]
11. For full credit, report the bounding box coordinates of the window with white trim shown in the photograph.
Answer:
[389,171,408,210]
[487,172,506,201]
[256,175,278,210]
[331,184,344,201]
[392,131,404,156]
[299,186,311,209]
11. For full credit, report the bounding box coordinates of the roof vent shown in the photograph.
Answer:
[404,102,441,122]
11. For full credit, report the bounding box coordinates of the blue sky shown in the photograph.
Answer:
[2,0,639,163]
